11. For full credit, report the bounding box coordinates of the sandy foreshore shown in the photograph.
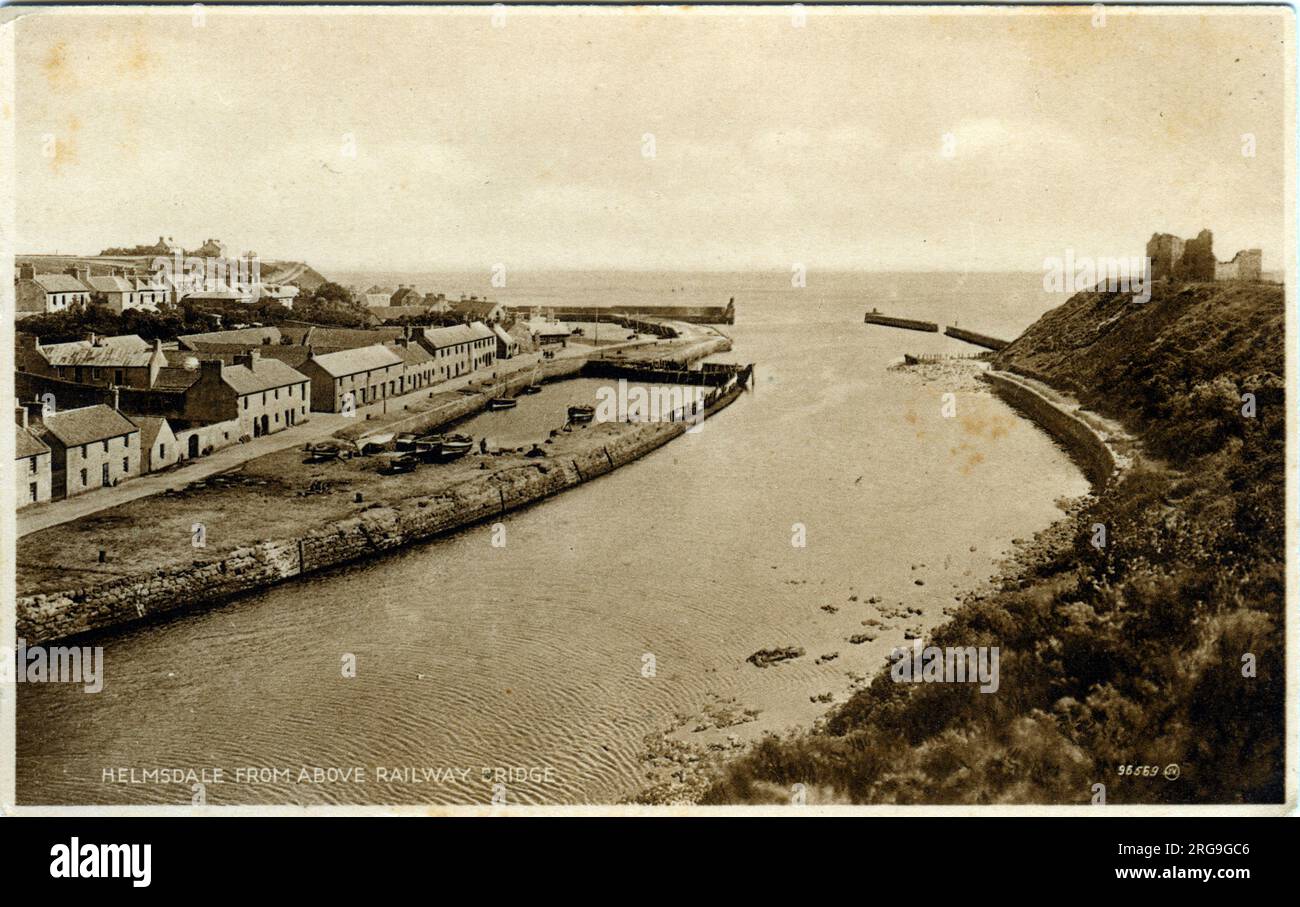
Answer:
[632,357,1125,805]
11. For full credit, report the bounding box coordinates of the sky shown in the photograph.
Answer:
[11,6,1293,273]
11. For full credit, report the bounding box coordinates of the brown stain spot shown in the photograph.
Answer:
[959,451,986,476]
[43,41,73,89]
[122,39,155,77]
[49,119,80,174]
[959,412,1012,441]
[903,409,918,425]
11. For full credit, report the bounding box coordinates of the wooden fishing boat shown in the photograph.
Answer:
[487,397,517,410]
[435,433,474,459]
[303,441,349,462]
[394,432,419,451]
[413,435,444,461]
[568,405,596,424]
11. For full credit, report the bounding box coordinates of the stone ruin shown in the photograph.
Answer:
[1146,229,1263,282]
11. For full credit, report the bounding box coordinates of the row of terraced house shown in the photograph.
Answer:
[13,321,508,506]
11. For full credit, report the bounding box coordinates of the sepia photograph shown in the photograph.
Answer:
[1,0,1294,846]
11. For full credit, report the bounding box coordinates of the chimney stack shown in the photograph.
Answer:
[16,404,29,429]
[199,358,224,381]
[18,262,35,280]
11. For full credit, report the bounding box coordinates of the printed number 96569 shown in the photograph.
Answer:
[1116,764,1161,777]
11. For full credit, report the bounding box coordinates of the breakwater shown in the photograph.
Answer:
[863,311,939,332]
[979,370,1120,488]
[944,326,1010,350]
[507,298,735,325]
[17,377,749,645]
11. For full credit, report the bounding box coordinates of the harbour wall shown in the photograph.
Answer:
[339,334,731,444]
[979,370,1118,489]
[944,326,1010,350]
[17,381,748,645]
[863,312,940,332]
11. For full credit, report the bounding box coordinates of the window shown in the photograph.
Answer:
[123,458,129,472]
[80,468,87,486]
[243,397,248,410]
[29,482,37,502]
[29,458,37,474]
[103,440,109,453]
[114,369,124,384]
[81,444,87,458]
[92,367,102,379]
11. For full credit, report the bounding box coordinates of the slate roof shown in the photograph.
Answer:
[43,334,150,357]
[307,344,404,377]
[221,357,311,395]
[385,341,434,365]
[38,405,139,447]
[179,327,282,349]
[303,327,405,351]
[16,426,49,460]
[129,415,172,453]
[30,274,90,293]
[450,298,502,318]
[256,345,312,369]
[153,367,202,391]
[421,322,494,349]
[43,344,160,368]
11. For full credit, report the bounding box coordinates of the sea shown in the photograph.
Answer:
[17,270,1090,805]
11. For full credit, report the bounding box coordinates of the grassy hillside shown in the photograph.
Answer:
[701,281,1286,805]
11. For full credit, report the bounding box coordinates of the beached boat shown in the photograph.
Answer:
[523,360,543,394]
[378,453,421,475]
[357,432,395,454]
[568,405,596,424]
[303,441,350,462]
[394,432,419,451]
[435,433,474,459]
[486,373,517,409]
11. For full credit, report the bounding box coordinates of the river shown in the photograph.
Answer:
[17,270,1091,805]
